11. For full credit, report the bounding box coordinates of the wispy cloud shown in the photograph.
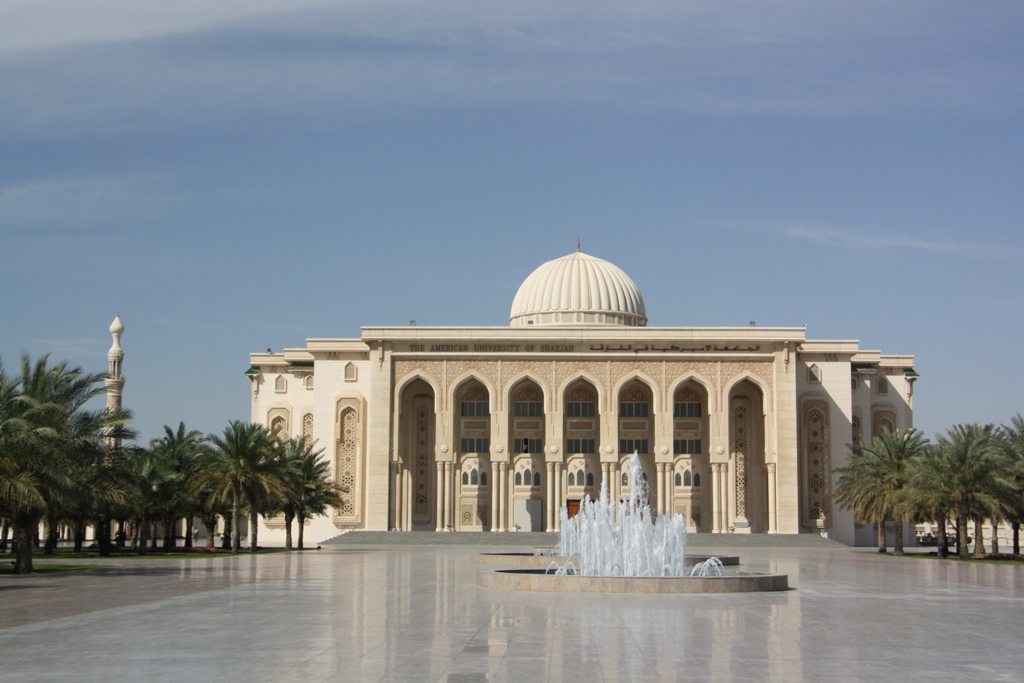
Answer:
[0,177,162,227]
[30,337,107,358]
[1,1,1021,134]
[778,224,1024,260]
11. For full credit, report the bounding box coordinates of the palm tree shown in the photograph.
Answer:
[1,355,111,573]
[292,446,344,550]
[997,414,1024,555]
[934,424,1013,560]
[901,444,954,558]
[835,427,927,555]
[273,436,315,550]
[150,423,208,548]
[202,421,284,554]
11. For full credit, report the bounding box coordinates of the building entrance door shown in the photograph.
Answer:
[566,499,581,519]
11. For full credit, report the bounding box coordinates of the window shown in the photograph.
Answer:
[566,402,595,417]
[274,376,286,392]
[620,402,649,417]
[514,401,544,416]
[470,469,479,485]
[586,472,594,486]
[533,472,541,486]
[674,472,681,486]
[302,413,313,440]
[461,401,489,416]
[344,362,357,382]
[304,375,314,389]
[620,439,648,454]
[566,438,596,454]
[621,472,628,486]
[515,472,522,486]
[523,468,531,485]
[462,472,469,485]
[808,364,822,383]
[480,471,488,486]
[693,473,701,487]
[673,439,702,455]
[683,470,692,486]
[877,377,889,395]
[513,438,542,453]
[567,472,575,486]
[673,402,702,418]
[460,438,489,453]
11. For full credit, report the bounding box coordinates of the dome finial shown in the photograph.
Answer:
[577,236,581,252]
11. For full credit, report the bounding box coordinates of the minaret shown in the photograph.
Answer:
[105,315,125,448]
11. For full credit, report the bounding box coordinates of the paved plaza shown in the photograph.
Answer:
[2,538,1023,682]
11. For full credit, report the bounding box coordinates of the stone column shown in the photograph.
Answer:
[657,464,666,515]
[498,463,507,531]
[435,462,445,531]
[490,462,499,532]
[545,462,555,532]
[554,463,562,531]
[404,466,412,531]
[720,462,731,532]
[767,462,777,534]
[711,463,722,532]
[444,462,453,530]
[388,462,397,530]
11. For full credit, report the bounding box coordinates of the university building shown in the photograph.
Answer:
[248,249,917,546]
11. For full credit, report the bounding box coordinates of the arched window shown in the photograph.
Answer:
[683,470,692,487]
[533,472,541,487]
[622,472,628,486]
[275,376,286,392]
[480,471,488,486]
[304,375,314,389]
[344,363,357,382]
[302,413,313,440]
[674,472,681,486]
[270,416,287,437]
[586,472,594,487]
[877,377,889,395]
[515,472,522,486]
[693,473,701,487]
[567,472,575,486]
[462,472,469,485]
[471,469,479,485]
[524,468,531,485]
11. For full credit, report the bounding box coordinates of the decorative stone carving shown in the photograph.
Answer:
[440,444,449,453]
[550,445,559,454]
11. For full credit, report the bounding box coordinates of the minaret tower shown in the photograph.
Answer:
[105,315,125,447]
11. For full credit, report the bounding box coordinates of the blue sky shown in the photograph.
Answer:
[2,1,1022,443]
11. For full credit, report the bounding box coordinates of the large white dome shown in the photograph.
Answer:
[510,251,647,327]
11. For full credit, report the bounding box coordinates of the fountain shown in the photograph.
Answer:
[477,454,788,593]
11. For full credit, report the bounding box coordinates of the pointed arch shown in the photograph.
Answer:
[611,371,662,415]
[557,370,607,414]
[668,372,716,416]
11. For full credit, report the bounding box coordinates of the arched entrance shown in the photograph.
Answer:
[728,379,767,533]
[399,379,436,531]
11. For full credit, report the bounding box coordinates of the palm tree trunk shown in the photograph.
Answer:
[139,516,149,555]
[222,510,233,550]
[184,517,193,548]
[249,508,259,553]
[231,489,241,554]
[284,510,294,550]
[297,513,305,550]
[43,514,58,555]
[935,510,948,559]
[0,519,9,550]
[131,518,140,550]
[957,512,969,560]
[1013,522,1020,555]
[12,512,37,574]
[116,519,126,547]
[990,521,999,554]
[163,515,176,550]
[73,522,85,552]
[203,514,217,548]
[98,514,112,557]
[877,518,887,553]
[893,514,904,556]
[973,517,986,557]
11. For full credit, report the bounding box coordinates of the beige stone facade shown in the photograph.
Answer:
[249,251,916,546]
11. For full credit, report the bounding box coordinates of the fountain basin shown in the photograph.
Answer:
[479,568,788,593]
[471,553,739,568]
